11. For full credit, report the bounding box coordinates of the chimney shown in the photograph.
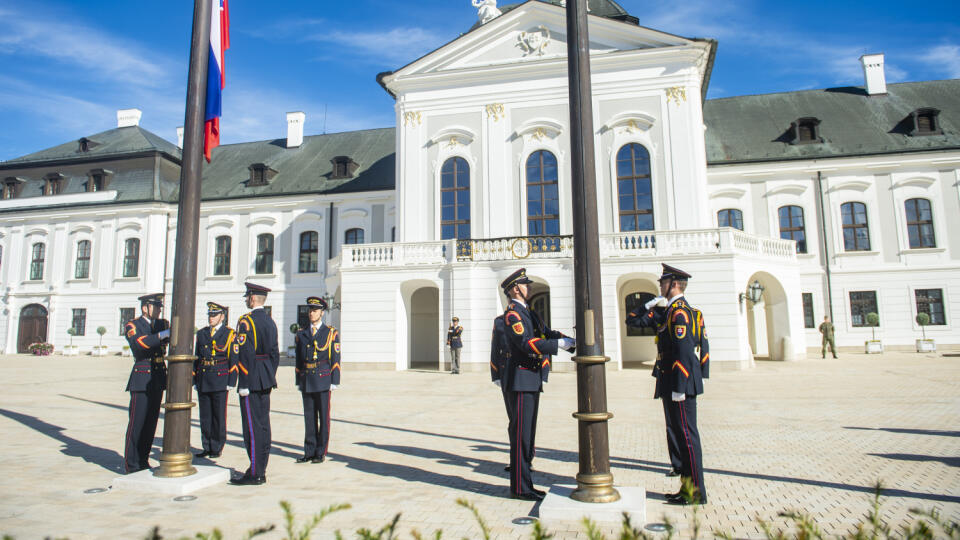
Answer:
[176,127,184,149]
[117,108,142,127]
[859,53,887,95]
[286,111,305,148]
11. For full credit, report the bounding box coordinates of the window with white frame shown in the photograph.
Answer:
[213,235,231,276]
[777,205,807,253]
[717,208,743,230]
[905,198,936,249]
[440,157,470,240]
[75,240,91,279]
[616,143,654,232]
[915,289,946,325]
[255,233,274,274]
[299,231,319,273]
[841,202,871,251]
[526,150,560,236]
[122,238,140,277]
[30,242,45,280]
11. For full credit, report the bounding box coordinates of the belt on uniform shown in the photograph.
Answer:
[304,362,318,369]
[254,354,271,361]
[151,357,165,365]
[201,359,227,366]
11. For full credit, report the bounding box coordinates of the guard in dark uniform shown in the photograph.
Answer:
[193,302,236,459]
[628,264,709,505]
[500,268,575,501]
[447,317,463,374]
[489,314,512,472]
[626,292,681,477]
[294,296,341,464]
[230,282,279,486]
[122,293,170,473]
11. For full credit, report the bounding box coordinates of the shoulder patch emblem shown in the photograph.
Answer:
[236,334,246,346]
[334,343,340,354]
[233,343,240,354]
[512,322,525,335]
[505,311,521,323]
[675,325,686,339]
[672,309,689,324]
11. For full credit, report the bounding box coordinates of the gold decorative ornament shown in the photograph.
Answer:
[485,103,504,122]
[510,237,531,259]
[447,136,460,148]
[532,127,546,141]
[403,111,422,126]
[665,86,687,105]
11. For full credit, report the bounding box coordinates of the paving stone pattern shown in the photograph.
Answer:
[0,351,957,539]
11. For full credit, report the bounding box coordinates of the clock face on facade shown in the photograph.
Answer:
[511,238,532,259]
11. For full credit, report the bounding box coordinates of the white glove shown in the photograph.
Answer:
[330,384,338,390]
[645,296,666,310]
[238,388,250,397]
[493,380,501,388]
[559,337,576,351]
[671,391,686,402]
[158,329,171,339]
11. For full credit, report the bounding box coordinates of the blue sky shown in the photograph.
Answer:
[0,0,958,161]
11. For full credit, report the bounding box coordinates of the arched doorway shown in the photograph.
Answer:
[618,276,660,367]
[18,304,48,353]
[744,272,791,361]
[409,286,440,370]
[529,289,551,328]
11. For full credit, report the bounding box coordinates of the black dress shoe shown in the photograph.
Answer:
[230,475,265,486]
[511,491,544,501]
[666,468,681,477]
[312,456,325,463]
[207,452,221,459]
[532,488,546,497]
[194,451,209,458]
[504,465,511,472]
[666,496,706,506]
[295,456,312,463]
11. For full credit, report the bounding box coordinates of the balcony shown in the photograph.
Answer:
[332,228,795,272]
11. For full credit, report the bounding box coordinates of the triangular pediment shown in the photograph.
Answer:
[384,0,694,80]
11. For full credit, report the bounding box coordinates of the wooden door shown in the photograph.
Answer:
[17,304,48,353]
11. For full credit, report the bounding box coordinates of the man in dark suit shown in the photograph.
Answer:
[500,268,575,501]
[193,302,236,459]
[627,264,709,505]
[122,293,170,473]
[447,316,463,374]
[230,282,279,486]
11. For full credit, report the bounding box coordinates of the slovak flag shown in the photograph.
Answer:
[204,0,229,162]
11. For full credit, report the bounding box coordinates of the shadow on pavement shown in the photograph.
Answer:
[0,407,122,473]
[845,426,960,437]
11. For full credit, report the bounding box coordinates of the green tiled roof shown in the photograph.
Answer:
[191,127,396,201]
[2,125,181,165]
[704,79,960,164]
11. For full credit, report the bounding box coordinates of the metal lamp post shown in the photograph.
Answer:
[154,0,211,478]
[565,0,620,504]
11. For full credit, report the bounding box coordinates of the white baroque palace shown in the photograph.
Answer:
[2,0,958,369]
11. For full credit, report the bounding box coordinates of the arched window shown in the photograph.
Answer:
[841,202,871,251]
[299,231,318,273]
[213,235,231,275]
[717,209,743,230]
[526,150,560,236]
[616,143,654,231]
[440,157,470,240]
[905,198,935,249]
[75,240,91,279]
[30,243,45,280]
[344,228,364,245]
[255,233,274,274]
[122,238,140,277]
[777,205,807,253]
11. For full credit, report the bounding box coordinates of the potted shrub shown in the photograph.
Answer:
[864,312,882,354]
[92,326,109,356]
[288,323,299,358]
[28,342,54,356]
[64,327,79,356]
[915,312,936,352]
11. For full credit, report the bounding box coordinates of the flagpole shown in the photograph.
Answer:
[155,0,212,478]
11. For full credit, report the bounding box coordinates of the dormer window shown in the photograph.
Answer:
[44,173,65,195]
[790,117,822,145]
[2,177,24,199]
[78,137,99,153]
[248,163,276,187]
[910,108,941,136]
[330,156,358,179]
[85,168,113,192]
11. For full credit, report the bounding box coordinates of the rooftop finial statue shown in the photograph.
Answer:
[472,0,502,24]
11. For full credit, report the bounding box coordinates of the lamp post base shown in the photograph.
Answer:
[571,472,621,503]
[154,452,197,478]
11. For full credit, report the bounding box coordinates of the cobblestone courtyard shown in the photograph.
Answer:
[0,351,957,539]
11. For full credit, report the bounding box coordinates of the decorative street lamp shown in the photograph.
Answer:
[739,279,765,305]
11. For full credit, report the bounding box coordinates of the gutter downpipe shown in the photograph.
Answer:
[815,171,834,321]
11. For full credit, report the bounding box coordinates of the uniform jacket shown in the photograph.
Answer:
[626,297,710,397]
[193,324,237,392]
[489,315,510,383]
[818,322,835,340]
[502,300,562,392]
[295,323,341,393]
[124,316,169,392]
[447,325,464,349]
[232,308,279,391]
